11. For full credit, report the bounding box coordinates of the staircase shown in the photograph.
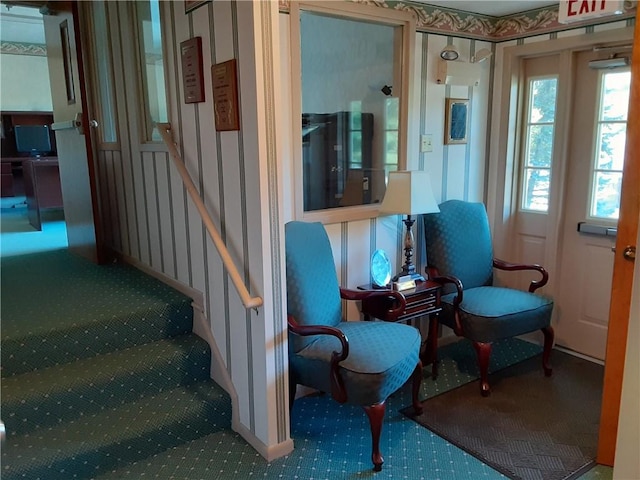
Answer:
[1,249,231,480]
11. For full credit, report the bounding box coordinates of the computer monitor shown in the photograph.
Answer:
[14,125,52,157]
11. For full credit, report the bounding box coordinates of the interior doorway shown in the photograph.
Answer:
[1,1,103,262]
[0,4,68,257]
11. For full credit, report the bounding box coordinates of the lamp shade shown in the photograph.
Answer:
[379,170,440,215]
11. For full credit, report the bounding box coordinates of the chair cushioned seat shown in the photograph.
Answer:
[440,286,553,343]
[290,321,421,405]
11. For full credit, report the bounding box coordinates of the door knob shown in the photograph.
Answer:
[622,245,636,261]
[88,120,99,128]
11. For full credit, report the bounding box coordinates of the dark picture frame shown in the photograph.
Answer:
[444,98,469,145]
[185,0,210,14]
[211,59,240,131]
[180,37,205,103]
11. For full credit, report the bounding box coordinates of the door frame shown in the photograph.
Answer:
[488,25,637,467]
[597,19,640,466]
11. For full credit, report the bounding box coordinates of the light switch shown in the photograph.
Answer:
[420,134,433,153]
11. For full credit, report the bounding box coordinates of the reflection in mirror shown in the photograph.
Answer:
[299,9,404,213]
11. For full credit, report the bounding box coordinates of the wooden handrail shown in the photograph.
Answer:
[157,122,263,311]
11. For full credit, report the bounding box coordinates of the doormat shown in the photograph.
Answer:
[401,350,603,480]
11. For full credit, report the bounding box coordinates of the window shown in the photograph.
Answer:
[291,2,414,223]
[520,77,558,212]
[136,0,168,142]
[589,70,630,220]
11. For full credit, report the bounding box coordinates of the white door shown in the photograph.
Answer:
[43,6,102,262]
[554,50,631,360]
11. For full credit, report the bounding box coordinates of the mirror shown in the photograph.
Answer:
[291,2,414,222]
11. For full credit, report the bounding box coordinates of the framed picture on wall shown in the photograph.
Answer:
[185,0,209,14]
[444,98,469,145]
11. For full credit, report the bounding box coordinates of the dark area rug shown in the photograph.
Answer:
[401,350,603,480]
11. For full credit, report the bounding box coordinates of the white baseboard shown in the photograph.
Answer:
[233,419,294,461]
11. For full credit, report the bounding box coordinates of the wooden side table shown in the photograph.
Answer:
[359,280,441,377]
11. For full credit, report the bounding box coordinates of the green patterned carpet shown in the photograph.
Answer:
[1,249,231,480]
[0,246,611,479]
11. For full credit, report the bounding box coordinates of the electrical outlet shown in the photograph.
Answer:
[420,134,433,153]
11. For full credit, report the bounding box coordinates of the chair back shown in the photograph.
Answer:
[285,221,343,351]
[424,200,494,290]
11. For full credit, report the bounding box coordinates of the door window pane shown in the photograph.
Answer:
[136,0,167,142]
[521,77,557,212]
[91,1,117,143]
[589,70,630,220]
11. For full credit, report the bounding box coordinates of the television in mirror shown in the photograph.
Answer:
[14,125,52,157]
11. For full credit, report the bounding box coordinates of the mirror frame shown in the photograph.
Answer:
[290,0,415,225]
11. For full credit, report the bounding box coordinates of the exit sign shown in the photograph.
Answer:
[558,0,624,23]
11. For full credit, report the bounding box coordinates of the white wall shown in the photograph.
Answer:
[93,0,637,466]
[0,53,52,111]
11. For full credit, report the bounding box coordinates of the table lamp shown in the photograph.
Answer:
[379,170,440,282]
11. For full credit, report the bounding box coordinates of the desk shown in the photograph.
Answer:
[359,280,441,377]
[22,157,63,230]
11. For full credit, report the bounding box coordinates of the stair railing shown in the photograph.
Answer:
[157,122,263,311]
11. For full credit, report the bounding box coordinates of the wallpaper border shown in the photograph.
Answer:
[278,0,636,41]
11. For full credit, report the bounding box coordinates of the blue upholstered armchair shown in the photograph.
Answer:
[285,221,423,472]
[423,200,554,396]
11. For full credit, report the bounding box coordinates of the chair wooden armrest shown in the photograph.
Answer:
[493,258,549,292]
[428,272,465,336]
[340,287,407,320]
[287,315,349,403]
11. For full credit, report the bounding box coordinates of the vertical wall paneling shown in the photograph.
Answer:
[115,150,131,256]
[231,1,255,433]
[345,219,370,318]
[142,151,161,269]
[112,3,140,260]
[96,152,112,249]
[166,1,192,286]
[152,152,165,273]
[139,152,153,268]
[418,33,429,172]
[256,0,289,445]
[118,2,148,265]
[106,151,121,252]
[156,153,175,276]
[424,33,446,202]
[481,42,496,203]
[278,16,294,223]
[464,40,475,201]
[203,1,232,372]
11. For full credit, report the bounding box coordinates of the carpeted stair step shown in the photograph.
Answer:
[2,288,193,377]
[2,334,211,437]
[1,251,194,378]
[94,430,257,479]
[1,381,231,480]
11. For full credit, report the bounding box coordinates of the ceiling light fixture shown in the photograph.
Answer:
[440,45,459,61]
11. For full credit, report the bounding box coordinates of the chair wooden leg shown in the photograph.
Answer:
[412,361,423,415]
[542,326,554,376]
[472,341,492,397]
[363,402,386,472]
[423,316,439,379]
[289,373,297,412]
